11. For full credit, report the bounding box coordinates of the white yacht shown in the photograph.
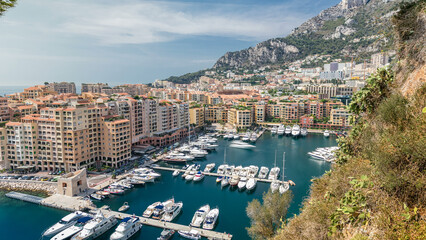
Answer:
[233,134,240,140]
[277,125,285,135]
[225,165,234,175]
[43,211,89,237]
[166,152,195,161]
[185,170,195,181]
[249,134,257,142]
[143,202,161,218]
[271,126,278,134]
[51,216,93,240]
[193,171,205,182]
[203,208,219,230]
[162,202,183,222]
[157,229,175,240]
[279,182,290,194]
[270,180,280,193]
[248,165,259,178]
[178,230,201,240]
[190,205,210,227]
[132,175,155,183]
[221,176,229,187]
[285,126,292,135]
[291,125,301,137]
[301,128,308,136]
[189,148,208,158]
[217,164,227,175]
[110,216,142,240]
[172,170,180,177]
[238,177,247,190]
[71,211,117,240]
[246,178,257,191]
[229,140,255,149]
[133,168,161,178]
[258,167,269,179]
[324,130,330,137]
[268,167,280,180]
[242,132,251,141]
[229,175,240,187]
[153,199,174,220]
[203,163,215,172]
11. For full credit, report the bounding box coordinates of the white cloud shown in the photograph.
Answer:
[52,0,309,45]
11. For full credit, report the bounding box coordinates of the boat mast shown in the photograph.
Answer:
[274,149,277,167]
[282,152,285,181]
[224,148,227,164]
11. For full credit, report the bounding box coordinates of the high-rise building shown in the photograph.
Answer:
[48,82,76,94]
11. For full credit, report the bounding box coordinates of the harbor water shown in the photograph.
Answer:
[0,132,336,239]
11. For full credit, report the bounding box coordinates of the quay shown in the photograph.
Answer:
[152,166,294,185]
[5,191,44,204]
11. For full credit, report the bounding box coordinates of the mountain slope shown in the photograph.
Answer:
[214,0,405,69]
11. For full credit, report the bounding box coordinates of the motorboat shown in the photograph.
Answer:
[132,175,155,183]
[157,229,175,240]
[233,134,240,140]
[190,205,210,227]
[152,199,174,220]
[324,130,330,137]
[248,165,259,178]
[125,178,145,186]
[90,193,104,201]
[279,182,290,194]
[203,163,215,172]
[133,168,161,178]
[233,165,243,176]
[285,126,292,135]
[110,216,142,240]
[258,167,269,179]
[162,202,183,222]
[221,176,229,187]
[250,134,257,142]
[229,140,255,149]
[71,211,117,240]
[51,216,93,240]
[217,164,226,175]
[178,230,201,240]
[270,180,280,193]
[172,170,180,177]
[277,125,285,135]
[189,148,208,158]
[104,187,125,195]
[229,175,240,187]
[291,125,301,137]
[203,208,219,230]
[185,170,195,181]
[166,152,195,161]
[271,126,278,134]
[143,202,161,218]
[118,202,130,212]
[193,172,205,182]
[96,191,110,198]
[268,167,280,180]
[242,133,250,141]
[301,128,308,136]
[225,165,234,175]
[44,211,89,237]
[238,177,247,190]
[246,178,257,191]
[216,176,223,183]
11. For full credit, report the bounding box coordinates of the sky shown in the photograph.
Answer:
[0,0,340,86]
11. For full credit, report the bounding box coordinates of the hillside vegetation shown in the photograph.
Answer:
[270,1,425,239]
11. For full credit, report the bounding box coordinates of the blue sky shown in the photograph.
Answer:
[0,0,340,86]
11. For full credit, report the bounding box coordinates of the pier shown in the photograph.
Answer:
[5,191,44,204]
[97,208,233,240]
[152,166,294,185]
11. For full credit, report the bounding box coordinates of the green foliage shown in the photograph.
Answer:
[321,17,345,32]
[246,190,293,239]
[0,0,16,16]
[163,69,207,84]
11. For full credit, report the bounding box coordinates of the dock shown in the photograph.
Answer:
[97,208,233,240]
[152,166,293,185]
[5,191,44,204]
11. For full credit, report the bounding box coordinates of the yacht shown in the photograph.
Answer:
[71,211,117,240]
[166,152,195,161]
[270,180,280,193]
[248,165,259,178]
[152,199,174,220]
[291,125,301,137]
[229,140,255,149]
[90,193,104,201]
[285,126,292,135]
[162,202,183,222]
[246,178,257,191]
[324,130,330,137]
[233,134,240,140]
[301,128,308,136]
[268,167,280,180]
[258,167,269,179]
[221,176,229,187]
[190,148,208,158]
[172,170,180,177]
[271,126,278,134]
[132,175,155,183]
[133,168,161,178]
[229,175,240,187]
[51,217,93,240]
[157,229,175,240]
[193,172,205,182]
[279,182,290,194]
[178,230,201,240]
[190,205,210,227]
[217,164,227,175]
[43,211,89,237]
[238,177,247,190]
[249,134,257,142]
[203,208,219,230]
[110,216,142,240]
[242,133,250,141]
[277,125,285,135]
[185,170,195,181]
[143,202,162,218]
[203,163,215,172]
[225,165,235,175]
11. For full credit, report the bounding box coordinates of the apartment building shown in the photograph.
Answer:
[100,116,131,168]
[306,85,356,98]
[205,106,228,123]
[81,83,109,93]
[282,102,304,121]
[330,108,351,126]
[228,107,253,128]
[48,82,76,94]
[189,107,205,127]
[254,104,266,123]
[0,97,10,121]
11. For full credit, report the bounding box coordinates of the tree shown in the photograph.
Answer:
[246,190,293,239]
[0,0,16,16]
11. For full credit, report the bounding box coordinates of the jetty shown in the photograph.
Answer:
[152,166,294,185]
[5,191,44,204]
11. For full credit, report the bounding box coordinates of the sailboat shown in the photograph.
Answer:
[216,148,227,183]
[279,152,289,194]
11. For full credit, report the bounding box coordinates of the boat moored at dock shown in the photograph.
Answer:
[203,208,219,230]
[110,216,142,240]
[43,211,89,237]
[190,205,210,227]
[71,211,117,240]
[51,216,93,240]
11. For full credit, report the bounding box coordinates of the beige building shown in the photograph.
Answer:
[57,168,88,196]
[228,107,253,128]
[189,107,205,127]
[100,116,131,168]
[205,106,228,123]
[0,97,10,121]
[330,108,351,126]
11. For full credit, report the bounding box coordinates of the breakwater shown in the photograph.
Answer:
[0,179,56,195]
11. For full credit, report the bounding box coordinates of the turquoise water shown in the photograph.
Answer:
[0,133,335,239]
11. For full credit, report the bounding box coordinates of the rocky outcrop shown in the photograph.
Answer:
[0,180,57,195]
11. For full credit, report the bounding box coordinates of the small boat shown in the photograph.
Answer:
[157,229,175,240]
[105,187,125,195]
[162,202,183,222]
[190,205,210,227]
[258,166,269,179]
[51,216,93,240]
[110,216,142,240]
[71,211,117,240]
[185,171,195,181]
[301,128,308,136]
[125,178,145,186]
[203,208,219,230]
[238,177,247,190]
[90,193,104,201]
[172,170,180,177]
[324,130,330,137]
[270,180,280,193]
[221,177,229,187]
[193,172,204,182]
[178,230,201,240]
[246,178,257,191]
[96,191,110,198]
[203,163,215,172]
[229,140,255,149]
[229,175,240,187]
[43,211,89,237]
[279,182,290,194]
[143,202,161,218]
[216,176,223,183]
[118,202,130,212]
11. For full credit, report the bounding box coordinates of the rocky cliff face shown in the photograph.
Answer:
[214,0,403,69]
